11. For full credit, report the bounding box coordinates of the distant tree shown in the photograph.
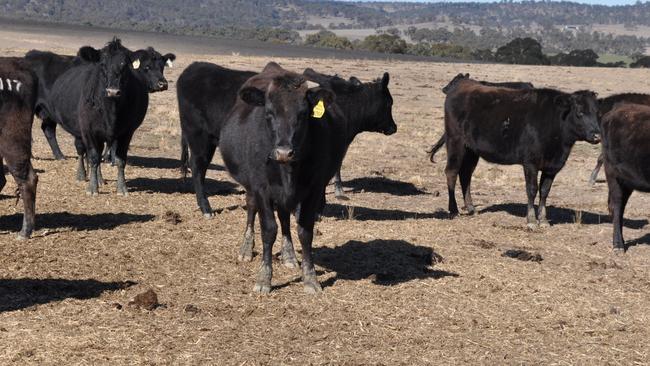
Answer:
[359,34,408,54]
[630,56,650,68]
[495,37,549,65]
[305,30,353,49]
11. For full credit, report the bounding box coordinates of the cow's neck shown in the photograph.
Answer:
[337,84,380,141]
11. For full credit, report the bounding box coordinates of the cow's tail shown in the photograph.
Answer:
[426,132,446,163]
[180,132,190,179]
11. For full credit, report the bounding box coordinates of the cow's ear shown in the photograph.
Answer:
[164,53,176,68]
[307,88,335,108]
[464,73,470,78]
[239,87,265,106]
[78,46,101,63]
[381,72,390,89]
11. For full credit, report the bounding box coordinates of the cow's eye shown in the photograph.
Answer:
[145,66,150,71]
[577,111,584,117]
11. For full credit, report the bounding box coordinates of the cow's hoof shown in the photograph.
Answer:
[16,233,28,241]
[253,282,271,294]
[203,212,214,219]
[282,256,299,269]
[237,253,253,262]
[612,246,626,255]
[448,212,458,220]
[303,279,323,294]
[117,191,128,197]
[539,220,550,228]
[335,194,350,201]
[86,190,98,196]
[526,222,538,231]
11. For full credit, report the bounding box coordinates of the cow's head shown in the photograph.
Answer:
[239,64,335,164]
[366,72,397,135]
[131,47,176,93]
[442,73,470,94]
[557,90,600,144]
[78,38,133,98]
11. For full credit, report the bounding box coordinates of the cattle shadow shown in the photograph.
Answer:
[128,177,242,195]
[480,203,648,228]
[127,155,225,171]
[314,239,458,288]
[0,278,135,312]
[0,212,155,232]
[624,233,650,250]
[340,176,427,196]
[322,203,448,221]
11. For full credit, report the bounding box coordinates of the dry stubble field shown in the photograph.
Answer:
[2,31,650,365]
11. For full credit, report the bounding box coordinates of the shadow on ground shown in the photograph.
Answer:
[128,155,225,171]
[341,176,427,196]
[480,203,648,228]
[314,239,458,288]
[128,177,242,195]
[0,212,155,232]
[323,203,447,221]
[0,278,135,312]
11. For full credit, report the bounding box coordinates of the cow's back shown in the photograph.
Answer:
[177,62,256,137]
[602,104,650,191]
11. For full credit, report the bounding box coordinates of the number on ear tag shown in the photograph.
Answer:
[311,100,325,119]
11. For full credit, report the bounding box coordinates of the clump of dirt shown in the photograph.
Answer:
[502,249,543,262]
[184,304,200,314]
[470,239,497,250]
[129,289,160,310]
[587,260,622,270]
[162,211,182,225]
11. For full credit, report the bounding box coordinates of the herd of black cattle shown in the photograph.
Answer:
[0,38,649,293]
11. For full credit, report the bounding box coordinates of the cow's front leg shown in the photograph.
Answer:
[254,195,277,294]
[538,172,556,227]
[523,164,539,229]
[86,148,101,196]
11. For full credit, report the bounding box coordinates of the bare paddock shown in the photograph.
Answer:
[1,27,650,365]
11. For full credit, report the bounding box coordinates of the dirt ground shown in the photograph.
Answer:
[2,25,650,365]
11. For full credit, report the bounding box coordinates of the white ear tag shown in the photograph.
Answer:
[132,59,141,70]
[166,59,173,68]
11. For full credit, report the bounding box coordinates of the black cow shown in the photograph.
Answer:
[48,38,160,195]
[26,48,175,162]
[177,62,256,216]
[588,93,650,186]
[428,73,534,162]
[601,103,650,251]
[429,77,600,228]
[302,68,396,199]
[0,58,38,238]
[220,63,346,293]
[24,50,80,160]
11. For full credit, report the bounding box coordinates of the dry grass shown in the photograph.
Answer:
[2,30,650,365]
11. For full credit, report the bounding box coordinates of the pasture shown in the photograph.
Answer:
[2,26,650,365]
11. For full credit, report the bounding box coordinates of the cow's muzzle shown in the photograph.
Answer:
[587,133,601,144]
[383,124,397,136]
[154,80,168,92]
[271,147,294,164]
[106,88,121,98]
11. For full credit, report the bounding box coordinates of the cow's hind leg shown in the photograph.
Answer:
[588,153,604,187]
[238,192,256,262]
[254,194,277,294]
[278,207,299,269]
[333,169,348,200]
[523,164,539,229]
[459,149,479,215]
[608,177,632,251]
[41,118,65,160]
[4,158,37,239]
[444,137,464,218]
[537,172,557,227]
[0,159,6,194]
[189,137,216,217]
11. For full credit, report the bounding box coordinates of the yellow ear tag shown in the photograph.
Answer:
[132,59,140,70]
[311,100,325,119]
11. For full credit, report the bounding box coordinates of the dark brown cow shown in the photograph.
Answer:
[588,93,650,186]
[430,77,600,228]
[601,103,650,251]
[0,58,38,238]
